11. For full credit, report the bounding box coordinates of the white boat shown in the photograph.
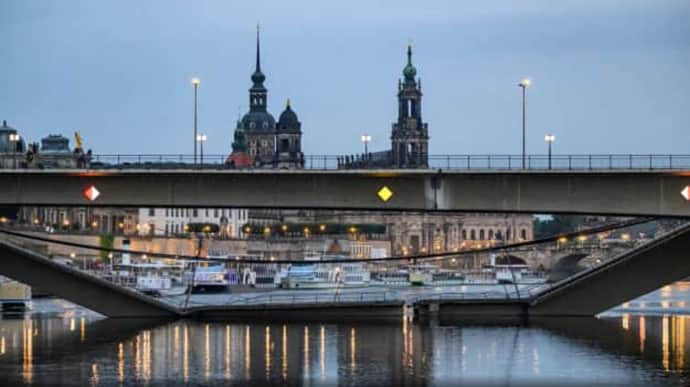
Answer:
[280,255,371,289]
[370,269,409,287]
[113,262,188,297]
[281,263,334,289]
[192,264,230,292]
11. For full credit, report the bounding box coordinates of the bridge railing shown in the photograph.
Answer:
[3,153,690,170]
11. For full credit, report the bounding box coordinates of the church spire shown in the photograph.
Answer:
[251,24,266,88]
[255,24,261,73]
[403,42,417,82]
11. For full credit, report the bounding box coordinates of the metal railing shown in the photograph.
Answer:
[92,153,690,170]
[3,153,690,171]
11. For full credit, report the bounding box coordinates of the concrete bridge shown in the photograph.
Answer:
[1,168,690,216]
[1,223,689,319]
[415,223,690,320]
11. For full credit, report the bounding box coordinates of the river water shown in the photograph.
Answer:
[2,284,690,386]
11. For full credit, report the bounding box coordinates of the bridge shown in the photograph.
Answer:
[1,153,690,320]
[1,222,689,320]
[1,168,689,217]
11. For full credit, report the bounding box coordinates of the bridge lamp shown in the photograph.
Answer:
[319,224,326,232]
[544,133,555,169]
[518,78,531,169]
[70,252,76,258]
[8,133,20,168]
[191,77,200,164]
[361,134,371,155]
[196,134,207,167]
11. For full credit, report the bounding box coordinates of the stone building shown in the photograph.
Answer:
[230,28,304,169]
[339,45,429,169]
[137,207,248,238]
[278,210,534,257]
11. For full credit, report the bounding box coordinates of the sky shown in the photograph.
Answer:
[2,0,690,156]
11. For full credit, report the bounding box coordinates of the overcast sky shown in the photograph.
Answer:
[2,0,689,155]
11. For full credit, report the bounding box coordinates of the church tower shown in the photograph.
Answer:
[241,26,277,167]
[276,99,304,169]
[390,44,428,168]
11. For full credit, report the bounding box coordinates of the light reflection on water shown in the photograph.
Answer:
[2,286,690,385]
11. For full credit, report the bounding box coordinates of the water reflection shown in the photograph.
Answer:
[3,303,690,384]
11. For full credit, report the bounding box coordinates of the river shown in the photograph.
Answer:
[1,283,690,386]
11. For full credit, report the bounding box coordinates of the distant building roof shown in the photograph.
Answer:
[41,134,71,153]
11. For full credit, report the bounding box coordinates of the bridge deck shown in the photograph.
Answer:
[2,169,689,216]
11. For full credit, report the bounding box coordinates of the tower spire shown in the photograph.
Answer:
[407,42,412,66]
[250,24,266,88]
[255,24,261,73]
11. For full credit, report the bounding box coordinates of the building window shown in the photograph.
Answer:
[521,229,527,240]
[479,229,485,240]
[488,229,494,240]
[214,209,219,217]
[205,209,209,217]
[462,229,467,240]
[193,209,198,217]
[148,208,154,216]
[165,208,169,217]
[470,230,476,240]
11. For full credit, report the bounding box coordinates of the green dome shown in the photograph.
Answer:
[403,63,416,79]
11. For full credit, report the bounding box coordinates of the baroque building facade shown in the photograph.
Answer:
[229,28,303,169]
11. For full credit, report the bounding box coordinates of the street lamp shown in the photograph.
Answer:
[518,78,531,169]
[544,133,555,169]
[360,134,371,155]
[8,133,20,169]
[191,77,200,165]
[196,133,207,167]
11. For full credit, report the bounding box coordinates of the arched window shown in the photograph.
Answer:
[521,229,527,240]
[479,229,485,240]
[462,229,467,240]
[470,229,476,240]
[488,229,494,240]
[496,230,503,240]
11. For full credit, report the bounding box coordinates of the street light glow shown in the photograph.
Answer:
[545,134,555,143]
[519,78,531,88]
[191,77,200,86]
[196,134,207,142]
[361,134,371,143]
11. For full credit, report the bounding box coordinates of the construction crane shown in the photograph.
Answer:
[74,132,83,150]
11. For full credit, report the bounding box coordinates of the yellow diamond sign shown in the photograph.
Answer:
[377,186,394,202]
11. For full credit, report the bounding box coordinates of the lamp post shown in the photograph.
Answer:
[360,134,371,155]
[196,133,207,168]
[8,133,20,169]
[544,133,555,169]
[518,78,531,169]
[191,77,200,165]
